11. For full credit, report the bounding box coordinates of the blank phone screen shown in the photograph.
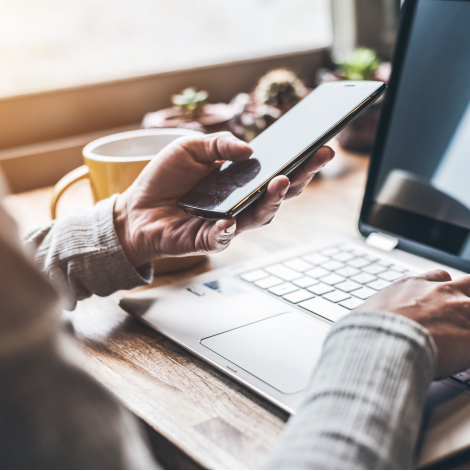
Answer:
[178,81,384,215]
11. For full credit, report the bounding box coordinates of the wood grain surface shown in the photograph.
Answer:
[4,140,372,469]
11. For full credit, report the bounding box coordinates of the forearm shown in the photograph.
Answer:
[266,311,436,470]
[24,195,152,310]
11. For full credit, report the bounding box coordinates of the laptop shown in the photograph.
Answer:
[120,0,470,465]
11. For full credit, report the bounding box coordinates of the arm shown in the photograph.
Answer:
[24,195,153,311]
[266,311,435,469]
[25,132,334,310]
[267,269,470,470]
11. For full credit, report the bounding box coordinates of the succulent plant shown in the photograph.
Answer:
[171,87,208,117]
[339,48,381,81]
[254,69,307,110]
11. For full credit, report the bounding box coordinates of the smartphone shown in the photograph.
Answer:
[177,80,386,220]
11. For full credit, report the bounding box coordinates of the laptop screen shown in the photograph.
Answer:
[361,0,470,265]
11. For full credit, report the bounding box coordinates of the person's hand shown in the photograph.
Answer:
[113,132,334,268]
[355,270,470,378]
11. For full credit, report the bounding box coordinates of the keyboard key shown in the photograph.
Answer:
[349,249,366,257]
[378,270,403,282]
[332,252,355,262]
[340,296,364,310]
[240,270,269,282]
[265,264,302,281]
[307,283,335,295]
[299,297,350,322]
[335,280,362,292]
[305,267,330,279]
[323,290,351,303]
[350,273,377,284]
[347,258,371,268]
[321,247,340,256]
[351,287,377,300]
[293,276,318,288]
[367,279,391,291]
[320,273,346,285]
[363,264,386,275]
[377,258,393,267]
[336,266,360,277]
[283,289,315,303]
[321,260,345,271]
[390,264,408,272]
[283,258,313,272]
[404,270,420,277]
[269,282,298,296]
[255,276,283,289]
[303,253,329,265]
[364,256,379,263]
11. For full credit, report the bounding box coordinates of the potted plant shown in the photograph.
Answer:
[142,87,235,133]
[317,48,391,153]
[229,69,309,142]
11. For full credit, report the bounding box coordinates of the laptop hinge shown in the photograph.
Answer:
[365,232,399,252]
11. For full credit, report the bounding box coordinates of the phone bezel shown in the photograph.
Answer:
[177,81,386,220]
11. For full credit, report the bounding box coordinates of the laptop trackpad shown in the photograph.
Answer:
[200,312,330,394]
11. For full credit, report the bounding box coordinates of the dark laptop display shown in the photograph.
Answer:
[360,0,470,271]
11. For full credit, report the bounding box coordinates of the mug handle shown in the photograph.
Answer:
[50,165,90,220]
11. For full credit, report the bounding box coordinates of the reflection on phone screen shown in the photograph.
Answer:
[182,159,261,210]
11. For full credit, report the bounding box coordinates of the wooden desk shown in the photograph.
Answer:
[4,140,369,469]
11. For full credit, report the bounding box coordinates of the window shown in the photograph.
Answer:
[0,0,332,98]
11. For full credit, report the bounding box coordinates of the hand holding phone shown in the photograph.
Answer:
[113,132,333,267]
[177,81,386,220]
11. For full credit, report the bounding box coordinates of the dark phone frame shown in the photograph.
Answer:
[177,82,386,220]
[358,0,470,273]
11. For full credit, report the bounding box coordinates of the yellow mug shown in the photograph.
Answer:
[51,128,207,275]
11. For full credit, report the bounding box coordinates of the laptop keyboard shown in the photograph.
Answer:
[240,243,419,323]
[241,242,470,388]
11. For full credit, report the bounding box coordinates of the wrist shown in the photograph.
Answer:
[113,194,148,268]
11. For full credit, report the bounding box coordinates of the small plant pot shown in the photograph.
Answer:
[142,103,235,134]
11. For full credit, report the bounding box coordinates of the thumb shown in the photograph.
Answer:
[420,269,452,282]
[207,219,237,252]
[176,132,253,164]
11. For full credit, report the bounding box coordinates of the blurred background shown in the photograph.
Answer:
[1,0,334,97]
[0,0,400,228]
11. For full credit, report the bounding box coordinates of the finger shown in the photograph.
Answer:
[236,176,289,232]
[205,219,237,252]
[418,269,452,282]
[177,132,253,164]
[265,175,290,197]
[284,146,335,199]
[450,274,470,297]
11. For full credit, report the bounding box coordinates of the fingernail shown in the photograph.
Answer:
[223,222,236,234]
[280,186,289,198]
